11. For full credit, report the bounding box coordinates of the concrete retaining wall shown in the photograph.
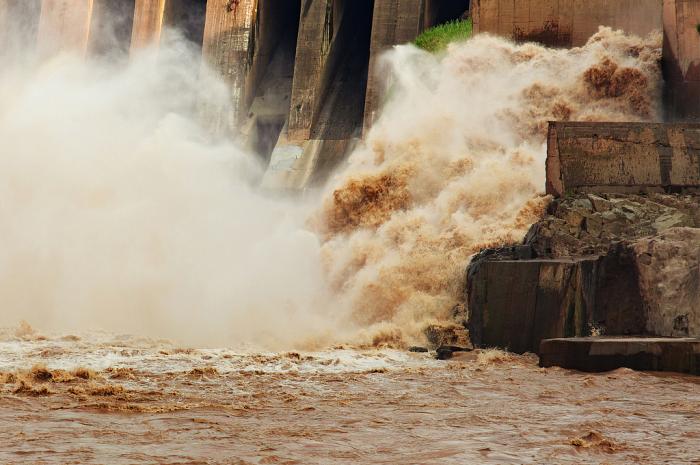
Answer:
[546,122,700,197]
[467,253,645,354]
[472,0,662,47]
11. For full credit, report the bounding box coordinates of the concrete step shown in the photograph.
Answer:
[539,337,700,375]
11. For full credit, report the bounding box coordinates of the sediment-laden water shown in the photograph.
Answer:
[1,329,698,464]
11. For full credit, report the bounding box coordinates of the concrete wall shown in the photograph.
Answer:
[467,253,646,354]
[546,122,700,196]
[472,0,662,47]
[663,0,700,120]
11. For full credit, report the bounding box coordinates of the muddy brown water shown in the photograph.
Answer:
[0,334,698,464]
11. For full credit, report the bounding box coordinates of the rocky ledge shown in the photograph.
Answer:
[466,193,700,353]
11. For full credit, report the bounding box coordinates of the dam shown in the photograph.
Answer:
[2,0,700,462]
[2,0,698,189]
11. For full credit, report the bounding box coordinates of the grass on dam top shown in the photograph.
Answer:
[415,18,473,53]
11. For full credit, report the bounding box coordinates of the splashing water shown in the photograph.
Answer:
[0,27,661,349]
[0,38,338,349]
[315,27,661,346]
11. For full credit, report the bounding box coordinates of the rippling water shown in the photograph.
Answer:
[1,330,698,464]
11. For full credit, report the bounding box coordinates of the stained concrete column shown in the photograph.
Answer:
[130,0,165,51]
[200,0,257,134]
[36,0,94,56]
[663,0,700,120]
[264,0,380,189]
[286,0,333,142]
[363,0,425,132]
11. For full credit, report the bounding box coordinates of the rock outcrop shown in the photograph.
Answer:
[467,192,700,353]
[634,227,700,338]
[525,193,700,256]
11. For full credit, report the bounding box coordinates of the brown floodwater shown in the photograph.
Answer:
[0,331,698,465]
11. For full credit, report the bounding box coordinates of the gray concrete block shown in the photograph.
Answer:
[539,337,700,374]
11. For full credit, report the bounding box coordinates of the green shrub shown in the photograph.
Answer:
[414,18,473,53]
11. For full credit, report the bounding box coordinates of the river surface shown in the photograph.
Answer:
[0,330,698,465]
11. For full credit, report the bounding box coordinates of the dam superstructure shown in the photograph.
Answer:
[0,0,697,187]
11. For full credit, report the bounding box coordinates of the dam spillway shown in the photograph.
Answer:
[1,0,698,188]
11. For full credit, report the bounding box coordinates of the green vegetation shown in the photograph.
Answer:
[414,18,473,53]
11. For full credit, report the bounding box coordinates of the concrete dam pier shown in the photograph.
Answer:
[3,0,699,189]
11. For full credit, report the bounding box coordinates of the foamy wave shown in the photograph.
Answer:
[316,27,662,346]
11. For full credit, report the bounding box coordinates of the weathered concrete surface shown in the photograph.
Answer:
[285,0,336,142]
[546,122,700,197]
[634,227,700,338]
[264,0,374,189]
[363,0,425,132]
[663,0,700,120]
[472,0,662,48]
[539,337,700,374]
[466,256,647,354]
[37,0,93,56]
[200,0,257,135]
[130,0,165,51]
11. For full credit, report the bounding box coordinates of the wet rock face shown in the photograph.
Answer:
[467,193,700,351]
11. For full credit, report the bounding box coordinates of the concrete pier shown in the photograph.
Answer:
[363,0,425,132]
[663,0,700,120]
[130,0,165,51]
[200,0,257,136]
[37,0,94,56]
[472,0,662,48]
[540,337,700,374]
[546,122,700,197]
[263,0,375,189]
